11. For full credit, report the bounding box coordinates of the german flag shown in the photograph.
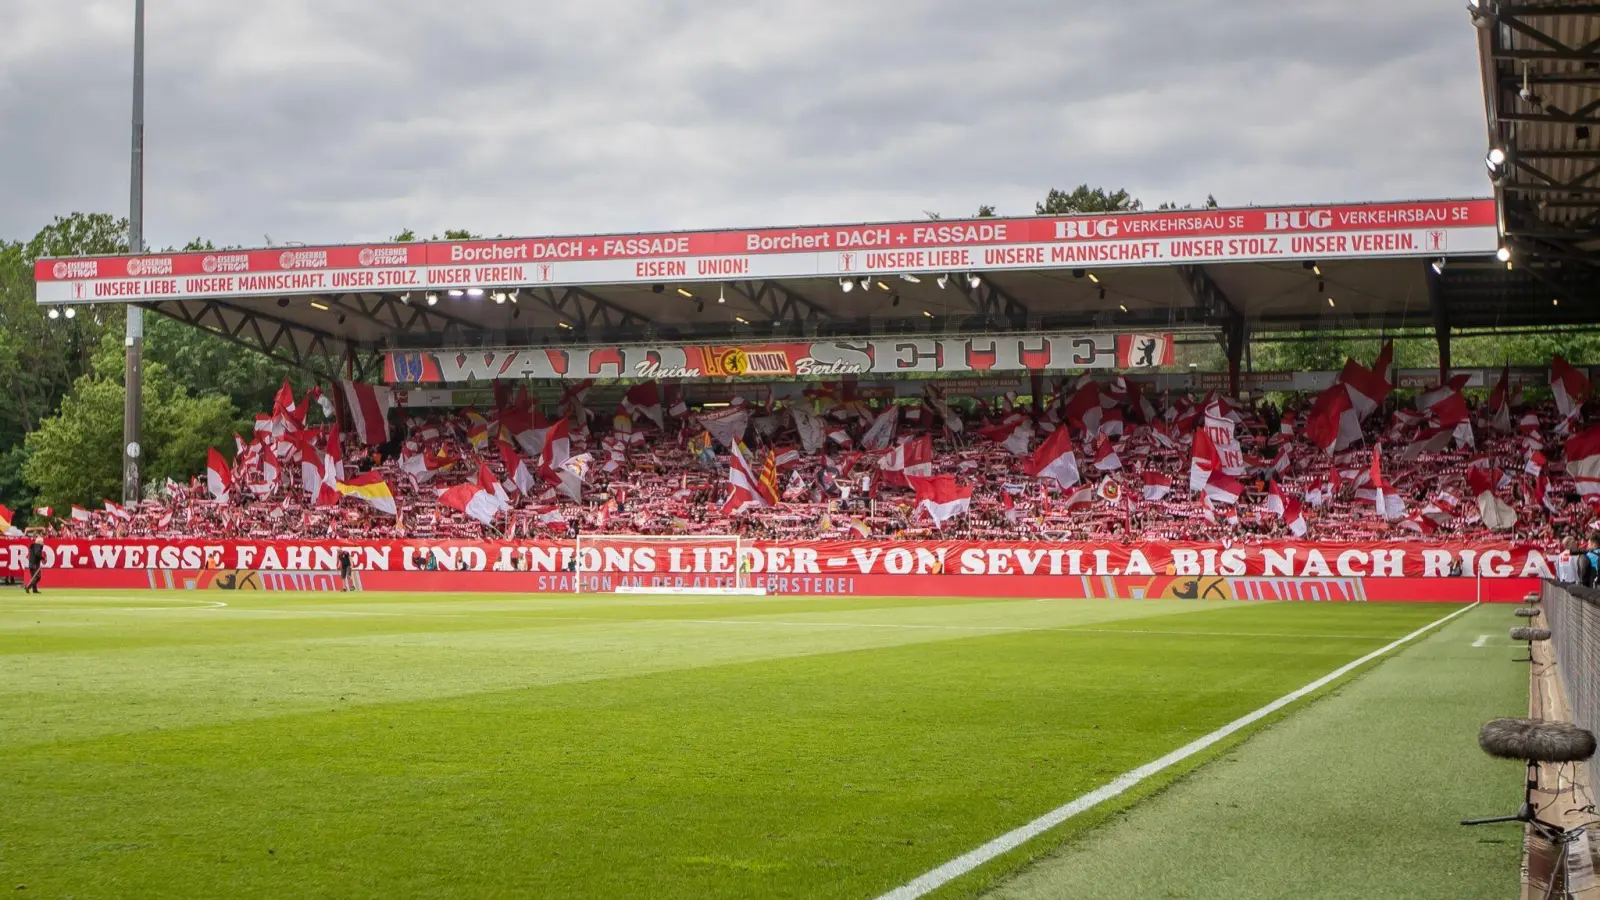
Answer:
[0,504,17,535]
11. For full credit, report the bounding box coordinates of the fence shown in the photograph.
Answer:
[1542,580,1600,794]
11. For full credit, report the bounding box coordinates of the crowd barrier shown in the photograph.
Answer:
[1541,581,1600,792]
[0,538,1548,602]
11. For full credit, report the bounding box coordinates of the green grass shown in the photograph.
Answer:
[983,605,1525,900]
[0,592,1469,899]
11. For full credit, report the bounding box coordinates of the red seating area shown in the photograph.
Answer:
[40,379,1591,545]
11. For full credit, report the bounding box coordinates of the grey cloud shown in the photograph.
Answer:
[0,0,1491,250]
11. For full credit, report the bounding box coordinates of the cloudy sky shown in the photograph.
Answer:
[1,0,1490,249]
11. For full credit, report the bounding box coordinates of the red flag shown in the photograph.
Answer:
[206,448,232,502]
[1025,426,1080,489]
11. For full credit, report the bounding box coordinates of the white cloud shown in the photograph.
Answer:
[0,0,1491,248]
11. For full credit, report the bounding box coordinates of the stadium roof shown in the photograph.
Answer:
[36,199,1513,382]
[1476,0,1600,304]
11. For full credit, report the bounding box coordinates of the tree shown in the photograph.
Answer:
[392,229,417,243]
[1036,185,1142,215]
[1158,195,1221,211]
[22,332,240,510]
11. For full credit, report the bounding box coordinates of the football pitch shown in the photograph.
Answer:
[0,592,1520,899]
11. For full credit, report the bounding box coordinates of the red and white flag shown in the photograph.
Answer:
[1203,471,1244,505]
[1468,467,1517,532]
[1091,435,1122,472]
[621,381,665,429]
[1141,471,1173,501]
[497,439,537,496]
[860,406,899,452]
[438,483,502,526]
[1416,374,1470,413]
[720,442,770,516]
[70,505,91,523]
[1487,362,1512,433]
[1025,426,1080,490]
[877,435,934,487]
[1552,354,1590,421]
[1189,425,1218,492]
[1565,424,1600,500]
[477,462,512,514]
[1305,384,1362,453]
[1534,474,1559,514]
[1339,357,1391,418]
[340,381,394,446]
[1368,447,1405,520]
[906,473,973,529]
[33,506,52,519]
[206,447,232,503]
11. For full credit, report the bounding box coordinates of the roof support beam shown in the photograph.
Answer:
[1425,261,1451,379]
[147,299,346,381]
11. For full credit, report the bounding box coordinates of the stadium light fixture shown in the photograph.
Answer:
[922,309,934,318]
[718,284,726,304]
[1553,297,1560,306]
[1431,259,1445,275]
[840,278,854,293]
[492,291,507,304]
[426,292,438,306]
[935,275,949,290]
[399,292,412,304]
[859,277,872,292]
[310,300,330,311]
[677,287,694,298]
[1087,272,1100,284]
[1468,0,1493,28]
[967,273,982,289]
[466,288,484,298]
[47,308,59,320]
[876,281,890,291]
[734,315,749,325]
[1496,245,1512,262]
[1327,297,1336,308]
[557,321,571,329]
[1119,304,1128,313]
[448,289,465,298]
[64,307,76,319]
[899,274,922,284]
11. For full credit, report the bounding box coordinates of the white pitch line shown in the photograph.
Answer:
[874,601,1479,900]
[1473,634,1491,648]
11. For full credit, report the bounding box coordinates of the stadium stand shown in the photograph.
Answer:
[35,350,1596,547]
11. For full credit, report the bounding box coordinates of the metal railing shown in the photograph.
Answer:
[1542,580,1600,793]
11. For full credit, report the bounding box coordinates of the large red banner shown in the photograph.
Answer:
[12,567,1535,603]
[33,199,1496,305]
[0,538,1556,580]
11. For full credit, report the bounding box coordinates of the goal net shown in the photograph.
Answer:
[571,534,767,595]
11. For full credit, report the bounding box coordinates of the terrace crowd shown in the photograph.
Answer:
[33,357,1598,547]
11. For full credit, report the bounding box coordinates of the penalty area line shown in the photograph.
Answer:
[873,601,1479,900]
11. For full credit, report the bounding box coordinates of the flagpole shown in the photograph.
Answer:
[122,0,146,504]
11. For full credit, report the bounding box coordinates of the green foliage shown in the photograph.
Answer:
[23,331,240,509]
[391,229,417,242]
[1036,185,1142,215]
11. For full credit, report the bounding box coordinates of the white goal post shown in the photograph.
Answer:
[571,534,768,595]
